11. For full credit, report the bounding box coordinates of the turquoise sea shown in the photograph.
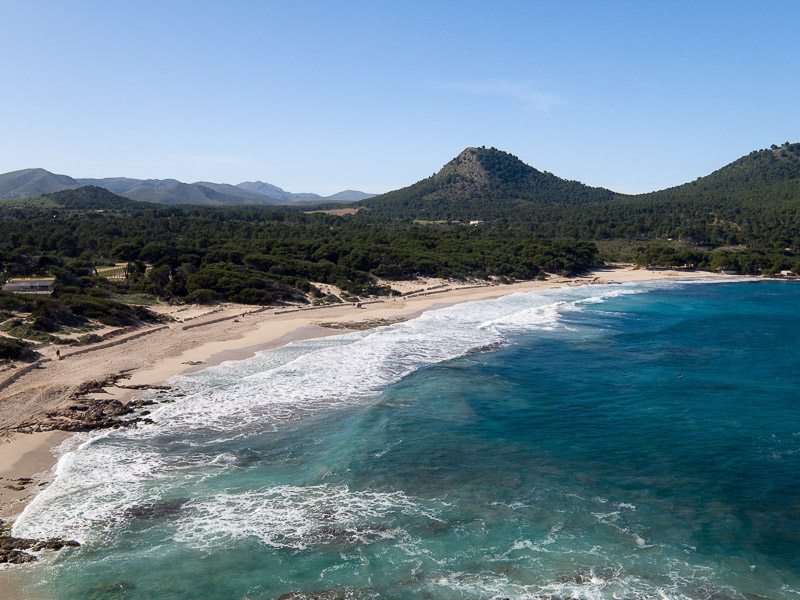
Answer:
[10,279,800,599]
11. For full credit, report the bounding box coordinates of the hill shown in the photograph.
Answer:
[642,142,800,205]
[0,168,80,200]
[43,186,151,210]
[538,142,800,247]
[359,147,618,220]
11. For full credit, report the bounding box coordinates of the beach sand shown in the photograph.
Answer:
[0,267,734,526]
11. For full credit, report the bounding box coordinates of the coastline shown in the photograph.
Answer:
[0,267,739,531]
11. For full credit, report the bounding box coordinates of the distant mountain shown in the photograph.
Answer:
[235,181,309,202]
[359,147,618,220]
[0,168,80,199]
[235,181,374,203]
[76,177,158,195]
[327,190,375,201]
[76,178,284,206]
[0,168,374,205]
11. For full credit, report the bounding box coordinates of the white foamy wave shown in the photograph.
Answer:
[478,287,641,334]
[173,484,440,550]
[134,285,648,435]
[428,565,718,600]
[11,428,226,542]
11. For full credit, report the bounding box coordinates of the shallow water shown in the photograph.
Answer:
[11,280,800,599]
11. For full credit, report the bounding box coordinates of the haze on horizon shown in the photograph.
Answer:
[2,1,799,196]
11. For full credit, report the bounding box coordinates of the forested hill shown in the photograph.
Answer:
[5,186,152,211]
[548,142,800,250]
[359,147,618,220]
[642,142,800,205]
[359,143,800,224]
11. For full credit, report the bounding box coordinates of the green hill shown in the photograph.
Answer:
[0,186,147,211]
[43,186,150,210]
[360,146,618,220]
[547,143,800,246]
[642,142,800,205]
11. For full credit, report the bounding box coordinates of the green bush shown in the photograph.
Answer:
[0,337,36,361]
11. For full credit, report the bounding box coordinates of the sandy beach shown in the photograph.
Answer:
[0,266,737,529]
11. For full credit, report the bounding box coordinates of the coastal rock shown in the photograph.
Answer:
[4,549,37,563]
[15,393,157,434]
[87,581,137,599]
[318,317,406,331]
[122,497,187,520]
[31,538,80,551]
[469,341,503,354]
[0,533,80,563]
[310,525,390,546]
[115,383,171,390]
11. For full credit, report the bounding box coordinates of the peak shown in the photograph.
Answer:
[440,148,490,184]
[438,147,537,188]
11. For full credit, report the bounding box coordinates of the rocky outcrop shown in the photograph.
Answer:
[12,372,163,434]
[0,520,79,563]
[121,498,187,521]
[318,318,406,331]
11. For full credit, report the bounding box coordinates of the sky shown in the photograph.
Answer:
[2,1,799,195]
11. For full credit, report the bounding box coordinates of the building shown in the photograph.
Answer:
[1,277,56,294]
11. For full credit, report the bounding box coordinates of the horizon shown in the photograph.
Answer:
[2,2,799,195]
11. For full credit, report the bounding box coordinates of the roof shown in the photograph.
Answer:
[2,277,56,294]
[6,277,56,283]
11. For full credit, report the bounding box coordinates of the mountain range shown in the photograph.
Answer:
[0,168,375,206]
[2,142,798,215]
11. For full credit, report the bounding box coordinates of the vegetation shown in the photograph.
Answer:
[0,142,798,345]
[0,187,598,317]
[359,143,800,274]
[0,336,36,361]
[361,147,617,221]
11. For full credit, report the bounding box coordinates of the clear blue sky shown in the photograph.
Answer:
[2,1,799,195]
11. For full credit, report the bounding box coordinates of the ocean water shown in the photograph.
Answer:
[10,279,800,600]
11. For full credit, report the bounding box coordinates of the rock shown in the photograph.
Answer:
[17,392,157,434]
[311,525,389,545]
[4,549,37,563]
[0,535,79,563]
[470,342,503,354]
[87,581,137,599]
[318,318,406,331]
[32,539,80,551]
[122,498,187,520]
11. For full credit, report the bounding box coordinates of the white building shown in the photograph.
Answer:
[1,277,56,294]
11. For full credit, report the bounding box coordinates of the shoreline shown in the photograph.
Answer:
[0,267,743,531]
